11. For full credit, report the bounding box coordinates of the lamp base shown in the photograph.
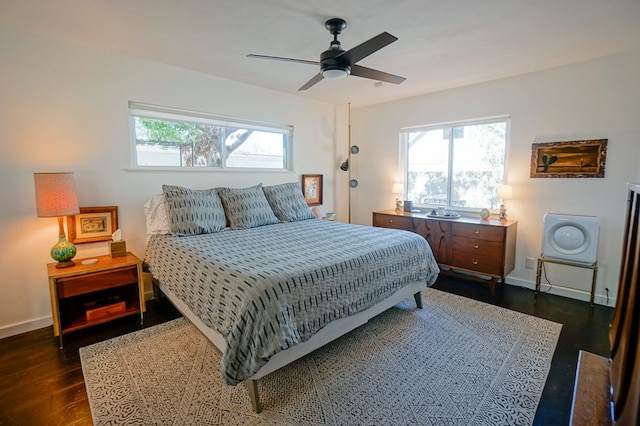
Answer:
[51,234,77,268]
[55,260,76,268]
[499,203,508,220]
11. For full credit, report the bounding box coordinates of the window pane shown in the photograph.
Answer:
[406,129,450,206]
[402,118,507,210]
[225,129,287,169]
[130,103,292,170]
[451,122,506,209]
[134,117,222,167]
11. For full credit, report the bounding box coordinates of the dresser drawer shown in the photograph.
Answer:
[373,213,410,229]
[452,236,504,257]
[448,252,503,275]
[57,265,138,298]
[452,222,504,241]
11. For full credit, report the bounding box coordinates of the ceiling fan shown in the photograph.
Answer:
[248,18,406,91]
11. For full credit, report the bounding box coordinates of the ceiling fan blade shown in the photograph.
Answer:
[351,64,406,84]
[247,54,319,66]
[298,73,324,91]
[338,32,398,65]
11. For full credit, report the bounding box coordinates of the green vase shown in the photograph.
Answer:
[51,235,77,267]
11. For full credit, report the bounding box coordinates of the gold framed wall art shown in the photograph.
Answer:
[530,139,607,178]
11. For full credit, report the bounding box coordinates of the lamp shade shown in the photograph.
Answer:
[34,172,80,217]
[392,182,403,195]
[496,185,513,200]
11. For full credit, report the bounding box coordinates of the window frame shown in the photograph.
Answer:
[398,115,510,212]
[129,102,293,171]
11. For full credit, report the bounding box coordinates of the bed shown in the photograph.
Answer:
[143,183,440,412]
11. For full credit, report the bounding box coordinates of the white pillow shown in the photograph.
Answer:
[143,194,171,235]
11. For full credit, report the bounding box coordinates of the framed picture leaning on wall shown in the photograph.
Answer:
[302,174,323,206]
[67,206,118,244]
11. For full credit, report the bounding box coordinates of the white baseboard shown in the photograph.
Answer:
[505,276,616,308]
[0,316,52,340]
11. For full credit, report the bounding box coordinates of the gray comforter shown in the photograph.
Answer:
[145,219,439,385]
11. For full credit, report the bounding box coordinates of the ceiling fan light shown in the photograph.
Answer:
[322,67,349,79]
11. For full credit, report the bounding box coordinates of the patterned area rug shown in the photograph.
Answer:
[80,288,561,425]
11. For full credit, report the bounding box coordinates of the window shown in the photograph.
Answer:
[400,117,508,210]
[129,102,292,170]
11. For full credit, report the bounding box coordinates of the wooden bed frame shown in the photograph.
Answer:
[158,280,427,413]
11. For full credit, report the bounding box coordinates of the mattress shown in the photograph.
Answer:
[144,219,439,385]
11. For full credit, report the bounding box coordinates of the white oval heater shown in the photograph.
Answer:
[542,213,600,263]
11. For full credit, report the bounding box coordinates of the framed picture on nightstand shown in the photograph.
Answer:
[68,206,118,244]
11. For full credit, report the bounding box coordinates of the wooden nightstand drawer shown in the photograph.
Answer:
[57,265,138,298]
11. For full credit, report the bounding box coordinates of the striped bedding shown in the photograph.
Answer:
[144,219,439,385]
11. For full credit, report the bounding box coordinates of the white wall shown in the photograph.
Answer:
[0,26,336,338]
[349,49,640,306]
[3,23,638,338]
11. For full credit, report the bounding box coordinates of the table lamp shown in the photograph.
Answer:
[392,182,403,211]
[496,184,513,220]
[34,172,80,268]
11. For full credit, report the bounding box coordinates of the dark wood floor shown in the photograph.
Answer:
[0,275,612,425]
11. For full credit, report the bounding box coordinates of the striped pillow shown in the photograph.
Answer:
[217,184,279,229]
[263,182,316,222]
[162,185,226,236]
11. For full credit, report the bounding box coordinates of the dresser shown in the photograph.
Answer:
[373,210,517,294]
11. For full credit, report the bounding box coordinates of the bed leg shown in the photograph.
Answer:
[246,379,262,413]
[413,292,423,309]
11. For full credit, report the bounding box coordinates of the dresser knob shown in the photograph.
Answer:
[474,230,480,235]
[473,243,479,249]
[473,259,478,265]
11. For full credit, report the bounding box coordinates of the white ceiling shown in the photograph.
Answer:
[3,0,640,107]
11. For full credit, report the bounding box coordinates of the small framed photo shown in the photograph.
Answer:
[530,139,607,178]
[68,206,118,244]
[302,174,323,206]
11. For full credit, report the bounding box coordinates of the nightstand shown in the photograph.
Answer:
[47,252,146,348]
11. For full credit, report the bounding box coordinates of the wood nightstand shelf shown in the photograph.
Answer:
[47,252,146,348]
